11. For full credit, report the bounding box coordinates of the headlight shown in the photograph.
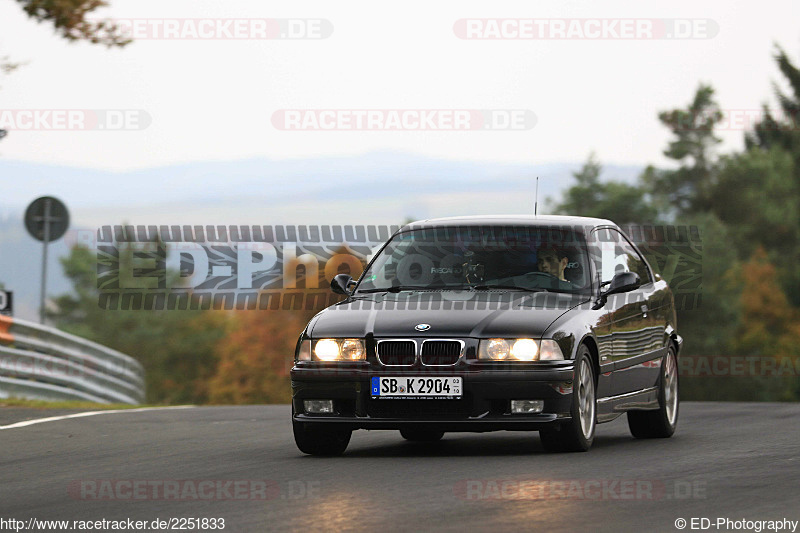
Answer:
[511,339,538,361]
[483,339,510,360]
[341,339,365,360]
[312,338,366,361]
[478,338,564,361]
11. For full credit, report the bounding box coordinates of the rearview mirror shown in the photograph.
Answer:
[331,273,356,295]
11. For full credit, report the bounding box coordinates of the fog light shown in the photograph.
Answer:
[511,400,544,414]
[304,400,334,414]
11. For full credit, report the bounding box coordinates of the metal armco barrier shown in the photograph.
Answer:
[0,315,145,404]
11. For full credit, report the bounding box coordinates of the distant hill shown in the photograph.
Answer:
[0,151,643,320]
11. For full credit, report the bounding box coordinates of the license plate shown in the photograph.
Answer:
[371,377,462,399]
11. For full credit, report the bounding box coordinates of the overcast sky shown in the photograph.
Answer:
[0,0,797,171]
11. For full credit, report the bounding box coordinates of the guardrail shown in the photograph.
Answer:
[0,316,145,404]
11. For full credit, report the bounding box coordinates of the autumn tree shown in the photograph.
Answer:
[207,310,308,404]
[207,246,358,404]
[733,247,799,357]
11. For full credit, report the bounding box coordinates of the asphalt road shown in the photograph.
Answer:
[2,403,798,533]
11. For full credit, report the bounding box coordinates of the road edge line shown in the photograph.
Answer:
[0,405,195,430]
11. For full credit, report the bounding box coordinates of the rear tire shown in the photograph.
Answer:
[627,345,679,439]
[540,345,596,452]
[293,421,351,456]
[400,429,444,442]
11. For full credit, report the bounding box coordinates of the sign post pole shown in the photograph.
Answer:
[24,196,70,325]
[39,198,51,324]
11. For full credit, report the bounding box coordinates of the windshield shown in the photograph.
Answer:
[356,225,592,294]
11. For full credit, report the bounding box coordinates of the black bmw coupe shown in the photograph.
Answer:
[291,215,681,455]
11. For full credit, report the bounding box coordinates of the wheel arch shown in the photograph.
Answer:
[578,334,600,383]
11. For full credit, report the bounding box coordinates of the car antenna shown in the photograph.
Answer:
[534,176,539,216]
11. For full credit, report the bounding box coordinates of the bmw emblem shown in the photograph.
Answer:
[415,323,431,331]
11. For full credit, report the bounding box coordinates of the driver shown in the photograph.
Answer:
[537,246,570,282]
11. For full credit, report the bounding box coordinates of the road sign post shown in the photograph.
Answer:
[24,196,70,324]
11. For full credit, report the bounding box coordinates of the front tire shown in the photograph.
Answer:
[627,345,679,439]
[540,346,596,452]
[293,421,352,456]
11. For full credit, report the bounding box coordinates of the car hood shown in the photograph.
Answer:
[308,291,590,338]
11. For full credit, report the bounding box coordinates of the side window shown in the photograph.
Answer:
[592,228,652,285]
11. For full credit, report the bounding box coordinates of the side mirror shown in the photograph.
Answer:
[592,271,640,310]
[331,273,356,295]
[605,271,641,296]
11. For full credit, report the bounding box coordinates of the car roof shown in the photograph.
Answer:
[400,214,617,231]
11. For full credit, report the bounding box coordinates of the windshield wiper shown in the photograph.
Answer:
[471,284,550,293]
[356,286,433,294]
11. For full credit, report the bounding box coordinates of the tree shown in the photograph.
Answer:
[733,247,794,356]
[50,245,228,404]
[746,46,800,158]
[15,0,130,47]
[1,1,130,140]
[643,85,723,216]
[556,152,658,224]
[711,147,799,265]
[207,310,306,404]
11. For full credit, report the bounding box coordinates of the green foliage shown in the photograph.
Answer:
[746,46,800,157]
[713,147,799,261]
[654,73,799,400]
[643,85,723,217]
[561,67,800,401]
[50,245,227,404]
[556,152,658,224]
[677,213,741,358]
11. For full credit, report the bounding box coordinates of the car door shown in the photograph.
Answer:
[592,227,660,396]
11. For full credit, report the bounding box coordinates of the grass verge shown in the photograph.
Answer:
[0,398,154,410]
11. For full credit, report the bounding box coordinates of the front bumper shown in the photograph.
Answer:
[291,363,575,432]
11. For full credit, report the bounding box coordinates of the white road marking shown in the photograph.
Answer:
[0,405,195,430]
